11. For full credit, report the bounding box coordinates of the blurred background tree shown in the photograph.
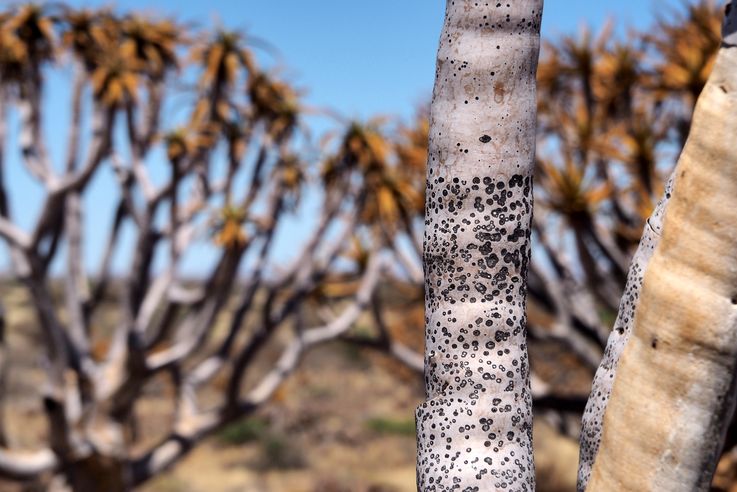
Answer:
[0,1,734,491]
[0,4,415,490]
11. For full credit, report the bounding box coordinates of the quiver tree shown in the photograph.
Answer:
[1,1,736,490]
[277,6,731,457]
[583,1,737,489]
[576,174,673,489]
[393,2,727,430]
[415,1,543,489]
[413,0,737,491]
[0,5,421,490]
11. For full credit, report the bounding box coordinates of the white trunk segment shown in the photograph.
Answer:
[588,3,737,490]
[577,175,673,490]
[416,1,543,490]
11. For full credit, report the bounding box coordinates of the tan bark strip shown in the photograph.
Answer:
[589,3,737,490]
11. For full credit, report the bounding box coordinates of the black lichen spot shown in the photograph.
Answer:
[479,134,492,143]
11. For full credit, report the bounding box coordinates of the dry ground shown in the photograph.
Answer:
[0,281,591,492]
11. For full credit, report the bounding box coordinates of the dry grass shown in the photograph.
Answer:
[0,282,585,492]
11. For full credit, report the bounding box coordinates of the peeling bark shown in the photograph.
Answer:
[577,174,673,490]
[588,3,737,490]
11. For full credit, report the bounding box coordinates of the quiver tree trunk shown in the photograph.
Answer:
[587,3,737,490]
[577,175,674,490]
[415,1,543,490]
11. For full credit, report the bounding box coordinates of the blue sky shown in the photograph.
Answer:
[61,0,679,122]
[1,0,684,273]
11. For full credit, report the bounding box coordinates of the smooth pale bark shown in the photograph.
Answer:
[416,1,543,490]
[577,175,673,490]
[588,4,737,490]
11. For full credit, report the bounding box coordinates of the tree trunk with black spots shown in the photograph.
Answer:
[415,1,543,490]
